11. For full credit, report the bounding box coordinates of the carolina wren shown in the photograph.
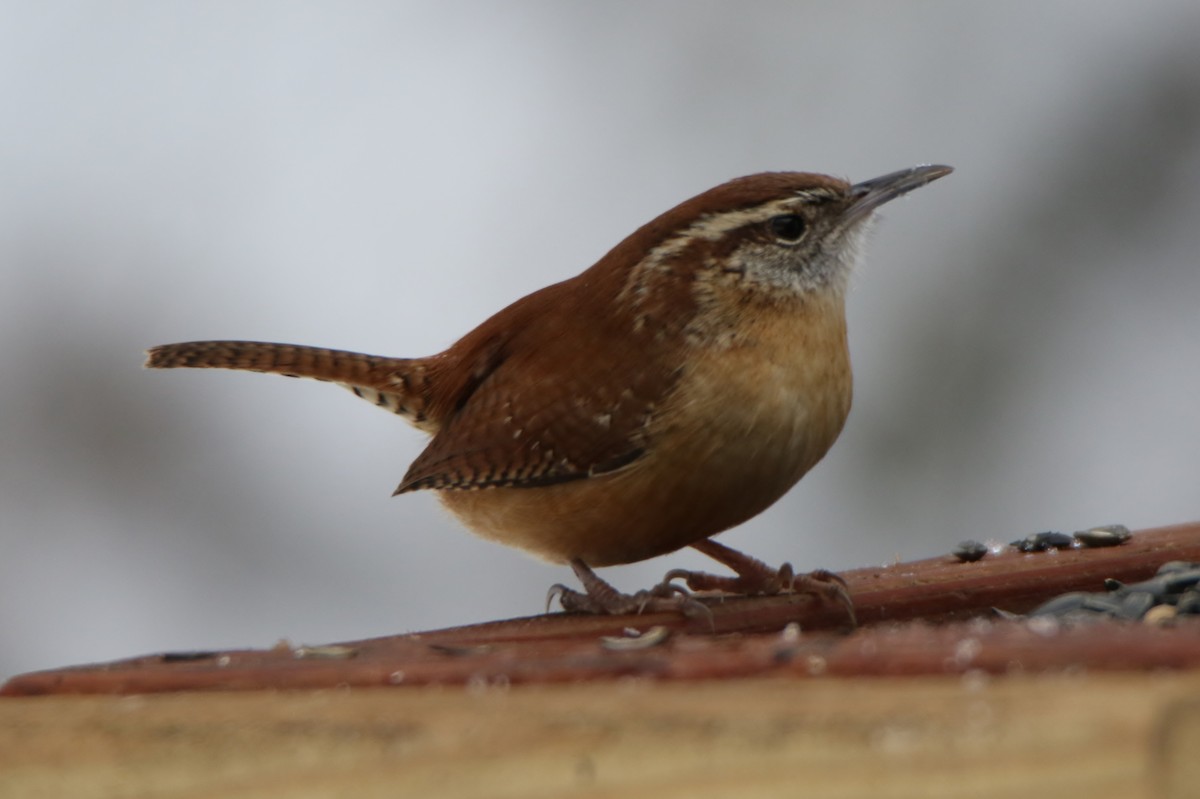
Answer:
[147,165,951,619]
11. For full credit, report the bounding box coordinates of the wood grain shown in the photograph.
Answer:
[3,523,1200,796]
[5,522,1199,696]
[1,674,1198,799]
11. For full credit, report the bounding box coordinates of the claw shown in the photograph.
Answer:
[679,538,857,626]
[545,583,570,613]
[792,570,857,626]
[676,594,716,629]
[804,567,850,589]
[776,562,795,592]
[547,546,852,630]
[545,559,713,627]
[659,568,693,588]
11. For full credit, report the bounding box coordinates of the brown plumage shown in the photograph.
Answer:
[147,166,951,615]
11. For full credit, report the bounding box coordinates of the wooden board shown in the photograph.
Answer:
[1,673,1198,798]
[5,522,1199,695]
[3,522,1200,797]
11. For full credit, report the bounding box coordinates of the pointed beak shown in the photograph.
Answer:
[845,164,953,224]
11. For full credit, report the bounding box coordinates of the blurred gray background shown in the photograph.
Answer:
[2,2,1198,680]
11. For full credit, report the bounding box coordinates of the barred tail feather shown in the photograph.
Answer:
[145,340,436,429]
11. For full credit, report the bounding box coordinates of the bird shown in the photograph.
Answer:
[146,164,952,620]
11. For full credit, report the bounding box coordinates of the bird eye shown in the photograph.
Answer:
[767,214,807,243]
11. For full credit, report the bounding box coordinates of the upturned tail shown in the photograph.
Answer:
[145,340,437,429]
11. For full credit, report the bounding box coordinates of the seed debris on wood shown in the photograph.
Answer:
[1011,531,1075,553]
[599,626,671,651]
[1027,561,1200,624]
[1073,524,1132,548]
[952,540,989,562]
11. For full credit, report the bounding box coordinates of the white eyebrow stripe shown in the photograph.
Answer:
[683,198,800,241]
[617,188,842,311]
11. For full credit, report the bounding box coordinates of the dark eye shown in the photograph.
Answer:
[767,214,807,243]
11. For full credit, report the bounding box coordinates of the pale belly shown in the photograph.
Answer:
[437,329,852,566]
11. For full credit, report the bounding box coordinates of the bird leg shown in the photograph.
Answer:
[661,538,856,625]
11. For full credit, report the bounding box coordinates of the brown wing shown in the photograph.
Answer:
[395,278,685,493]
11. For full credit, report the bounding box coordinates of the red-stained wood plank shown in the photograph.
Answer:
[4,522,1199,696]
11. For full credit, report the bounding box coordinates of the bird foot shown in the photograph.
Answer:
[662,538,856,626]
[547,559,712,621]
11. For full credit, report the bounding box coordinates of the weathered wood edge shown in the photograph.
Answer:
[4,522,1198,696]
